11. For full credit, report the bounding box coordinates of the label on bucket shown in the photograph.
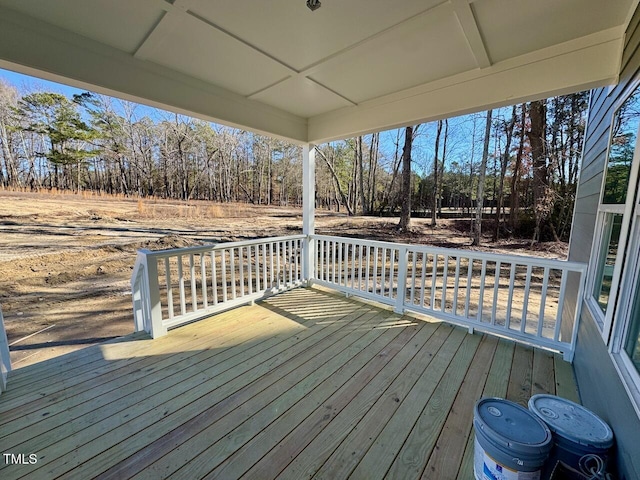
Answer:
[474,446,541,480]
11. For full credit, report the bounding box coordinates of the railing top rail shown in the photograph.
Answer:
[138,234,306,259]
[310,234,586,272]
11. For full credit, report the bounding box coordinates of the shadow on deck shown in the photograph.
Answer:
[0,287,579,479]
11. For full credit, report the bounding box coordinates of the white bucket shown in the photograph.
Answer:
[474,398,553,480]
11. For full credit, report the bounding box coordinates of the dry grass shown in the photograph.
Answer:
[136,199,254,219]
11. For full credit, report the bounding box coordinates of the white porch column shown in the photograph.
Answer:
[302,144,315,283]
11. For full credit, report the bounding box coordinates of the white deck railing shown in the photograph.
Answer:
[131,235,305,337]
[0,305,11,394]
[132,233,586,360]
[312,235,586,360]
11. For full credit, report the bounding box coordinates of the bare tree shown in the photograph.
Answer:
[472,109,493,246]
[398,125,416,232]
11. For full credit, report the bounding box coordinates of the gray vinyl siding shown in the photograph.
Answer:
[568,4,640,479]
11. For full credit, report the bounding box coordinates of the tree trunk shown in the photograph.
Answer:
[431,120,442,227]
[493,105,517,241]
[316,147,354,216]
[398,126,415,232]
[529,100,548,243]
[472,110,492,246]
[510,104,527,233]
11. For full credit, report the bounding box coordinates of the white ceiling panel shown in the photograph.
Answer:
[139,11,291,96]
[0,0,163,54]
[251,76,353,117]
[310,4,477,103]
[474,0,634,63]
[188,0,444,71]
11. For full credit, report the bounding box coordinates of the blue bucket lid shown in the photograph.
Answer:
[475,398,553,456]
[528,395,614,449]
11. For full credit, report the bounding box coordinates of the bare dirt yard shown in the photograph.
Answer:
[0,190,568,368]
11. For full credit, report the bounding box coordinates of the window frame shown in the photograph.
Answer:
[586,86,640,342]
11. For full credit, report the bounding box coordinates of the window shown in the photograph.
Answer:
[588,85,640,337]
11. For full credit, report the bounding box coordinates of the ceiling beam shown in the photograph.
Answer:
[450,0,491,68]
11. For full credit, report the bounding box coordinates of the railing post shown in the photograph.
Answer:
[0,305,11,393]
[395,246,409,314]
[139,249,167,338]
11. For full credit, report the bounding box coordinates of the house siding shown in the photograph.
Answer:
[569,4,640,479]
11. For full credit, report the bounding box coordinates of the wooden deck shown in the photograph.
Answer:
[0,287,579,480]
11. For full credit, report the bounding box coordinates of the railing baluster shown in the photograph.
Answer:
[351,242,356,290]
[165,257,173,319]
[221,250,228,302]
[365,245,371,292]
[269,242,274,287]
[453,256,460,315]
[431,254,437,309]
[442,255,449,312]
[491,261,501,325]
[178,255,186,315]
[465,257,473,318]
[538,266,550,338]
[373,246,379,295]
[211,251,218,305]
[189,254,197,311]
[201,254,208,308]
[230,247,237,299]
[420,253,427,308]
[410,251,417,305]
[389,248,396,299]
[262,243,268,291]
[477,259,487,322]
[247,246,253,295]
[358,244,364,291]
[381,247,387,297]
[254,244,260,292]
[506,262,515,329]
[275,242,281,287]
[290,239,294,283]
[239,247,245,297]
[521,264,533,333]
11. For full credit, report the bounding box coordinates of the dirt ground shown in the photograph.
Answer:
[0,190,568,368]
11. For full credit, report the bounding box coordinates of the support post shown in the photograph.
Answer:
[303,144,316,284]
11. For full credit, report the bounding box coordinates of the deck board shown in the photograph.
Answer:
[0,287,580,480]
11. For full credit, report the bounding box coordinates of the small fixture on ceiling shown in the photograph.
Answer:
[306,0,321,12]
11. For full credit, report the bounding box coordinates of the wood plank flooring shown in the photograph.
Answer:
[0,287,579,480]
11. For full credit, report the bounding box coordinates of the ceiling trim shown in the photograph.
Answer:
[0,4,308,143]
[308,27,624,144]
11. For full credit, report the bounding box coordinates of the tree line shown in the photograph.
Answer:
[0,79,588,242]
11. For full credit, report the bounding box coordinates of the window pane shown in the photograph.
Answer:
[624,266,640,373]
[603,89,640,204]
[593,214,623,312]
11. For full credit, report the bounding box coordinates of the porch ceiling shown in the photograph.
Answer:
[0,0,635,144]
